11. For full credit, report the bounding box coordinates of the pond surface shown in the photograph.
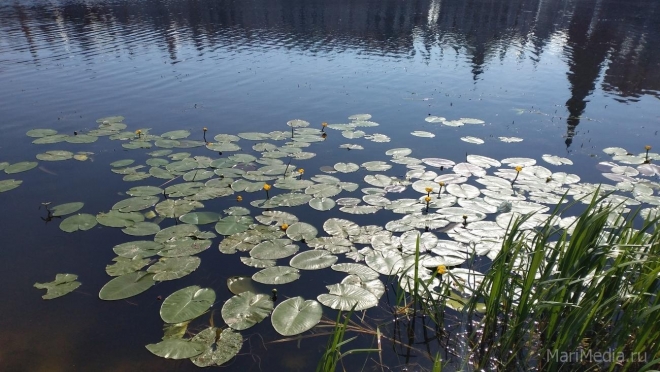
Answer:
[1,0,659,371]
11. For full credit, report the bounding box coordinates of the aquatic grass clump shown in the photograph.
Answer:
[458,194,660,371]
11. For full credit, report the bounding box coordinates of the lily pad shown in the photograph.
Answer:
[59,213,98,232]
[50,202,84,217]
[252,266,300,285]
[161,286,216,323]
[146,339,206,360]
[99,271,155,300]
[190,327,243,367]
[0,179,22,192]
[34,273,81,299]
[221,291,274,330]
[289,250,338,270]
[271,297,323,336]
[147,256,201,281]
[5,161,38,174]
[215,216,254,235]
[317,283,379,311]
[122,222,161,236]
[285,222,318,241]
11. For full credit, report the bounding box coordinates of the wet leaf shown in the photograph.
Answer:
[99,271,155,300]
[221,291,274,330]
[59,213,98,232]
[271,297,322,336]
[146,339,206,360]
[161,286,216,323]
[34,273,81,299]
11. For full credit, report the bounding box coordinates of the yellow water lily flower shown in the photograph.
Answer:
[425,187,433,194]
[515,165,523,172]
[236,195,243,202]
[203,127,208,132]
[645,145,652,151]
[298,169,304,174]
[436,265,447,275]
[281,223,289,231]
[424,196,432,203]
[263,184,272,191]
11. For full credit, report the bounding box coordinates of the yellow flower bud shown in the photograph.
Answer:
[515,165,523,172]
[322,122,328,127]
[263,184,271,191]
[436,265,447,275]
[425,187,433,193]
[438,181,445,187]
[203,127,208,132]
[645,145,652,151]
[236,195,242,202]
[298,169,305,174]
[281,223,289,231]
[424,196,431,203]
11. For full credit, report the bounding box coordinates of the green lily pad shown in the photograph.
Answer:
[0,179,22,192]
[309,197,336,211]
[59,213,98,232]
[289,250,338,270]
[158,238,212,257]
[250,239,299,260]
[51,202,84,217]
[99,271,155,300]
[221,291,274,330]
[161,286,216,323]
[179,212,221,225]
[161,130,191,140]
[66,134,98,144]
[122,222,161,236]
[32,134,69,144]
[215,216,254,235]
[105,256,151,276]
[96,210,145,227]
[126,186,163,197]
[285,222,318,241]
[34,273,81,299]
[190,327,243,367]
[110,159,135,167]
[154,224,199,243]
[147,256,201,281]
[252,266,300,285]
[112,196,160,212]
[271,297,322,336]
[36,150,73,161]
[113,241,163,258]
[146,338,206,360]
[155,199,203,218]
[317,283,379,311]
[5,161,38,174]
[26,129,58,137]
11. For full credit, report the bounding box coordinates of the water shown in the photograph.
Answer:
[0,0,659,371]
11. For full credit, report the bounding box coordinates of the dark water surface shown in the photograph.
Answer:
[1,0,659,371]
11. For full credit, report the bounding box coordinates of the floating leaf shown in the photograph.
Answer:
[179,212,221,225]
[215,216,254,235]
[161,286,216,323]
[99,271,155,300]
[34,273,80,299]
[333,162,360,173]
[309,197,336,211]
[190,327,243,367]
[0,179,22,192]
[252,266,300,285]
[122,222,160,236]
[460,136,484,144]
[112,196,160,212]
[147,256,201,281]
[290,250,338,270]
[250,239,299,260]
[317,284,379,311]
[286,222,318,241]
[50,202,84,217]
[27,128,58,137]
[105,256,151,276]
[411,131,435,138]
[4,161,38,174]
[59,213,97,232]
[146,339,206,360]
[271,297,323,336]
[221,291,274,330]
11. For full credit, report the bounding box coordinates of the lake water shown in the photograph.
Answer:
[1,0,659,371]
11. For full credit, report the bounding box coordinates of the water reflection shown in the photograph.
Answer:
[1,0,659,148]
